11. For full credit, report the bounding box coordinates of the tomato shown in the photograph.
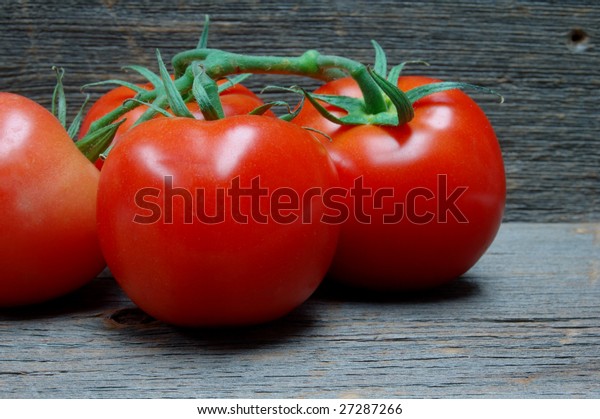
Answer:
[80,82,269,168]
[0,93,105,306]
[293,76,506,290]
[97,115,340,326]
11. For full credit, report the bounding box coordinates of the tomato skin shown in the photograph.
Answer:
[97,115,340,326]
[0,93,105,306]
[293,76,506,290]
[80,82,269,169]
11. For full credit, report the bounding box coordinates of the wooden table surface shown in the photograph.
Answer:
[1,223,599,398]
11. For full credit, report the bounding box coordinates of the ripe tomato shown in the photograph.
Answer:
[0,93,105,306]
[80,82,269,168]
[97,115,340,326]
[293,76,506,290]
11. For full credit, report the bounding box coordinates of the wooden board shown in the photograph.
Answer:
[1,223,599,398]
[0,0,599,222]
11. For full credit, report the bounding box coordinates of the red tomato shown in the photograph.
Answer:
[293,76,506,290]
[97,115,340,326]
[80,82,269,168]
[0,93,105,306]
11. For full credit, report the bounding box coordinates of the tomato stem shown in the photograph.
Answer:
[84,47,389,142]
[172,48,388,115]
[86,74,194,134]
[80,42,501,160]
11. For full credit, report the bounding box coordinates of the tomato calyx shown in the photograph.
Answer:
[76,119,125,162]
[76,16,504,162]
[51,66,91,140]
[50,66,126,162]
[173,40,503,128]
[289,57,504,128]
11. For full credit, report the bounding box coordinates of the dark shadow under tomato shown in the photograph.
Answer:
[314,274,481,304]
[0,276,120,320]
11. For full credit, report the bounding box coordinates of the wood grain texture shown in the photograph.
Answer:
[1,223,599,398]
[0,0,598,222]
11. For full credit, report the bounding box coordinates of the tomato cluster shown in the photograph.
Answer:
[0,42,505,327]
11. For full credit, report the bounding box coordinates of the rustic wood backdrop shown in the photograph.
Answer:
[1,0,598,222]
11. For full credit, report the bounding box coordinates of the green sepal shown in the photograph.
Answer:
[266,85,399,126]
[249,101,288,116]
[249,99,304,121]
[67,94,90,140]
[192,66,225,120]
[371,40,387,79]
[279,97,305,122]
[76,119,125,162]
[262,85,353,124]
[387,60,430,86]
[217,73,252,93]
[307,91,400,125]
[82,79,147,95]
[308,93,379,124]
[257,86,311,122]
[124,98,174,118]
[181,91,194,103]
[258,86,334,123]
[51,66,67,128]
[368,67,414,125]
[122,65,163,88]
[197,15,210,49]
[310,93,364,114]
[300,89,346,125]
[405,81,504,104]
[51,67,92,139]
[156,49,194,118]
[134,94,169,126]
[302,126,333,143]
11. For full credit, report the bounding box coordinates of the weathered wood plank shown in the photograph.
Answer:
[1,223,599,398]
[0,0,598,222]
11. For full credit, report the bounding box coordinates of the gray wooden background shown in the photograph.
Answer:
[1,0,598,222]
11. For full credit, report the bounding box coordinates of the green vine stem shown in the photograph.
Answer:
[85,70,194,135]
[176,48,389,114]
[83,48,387,135]
[79,44,501,161]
